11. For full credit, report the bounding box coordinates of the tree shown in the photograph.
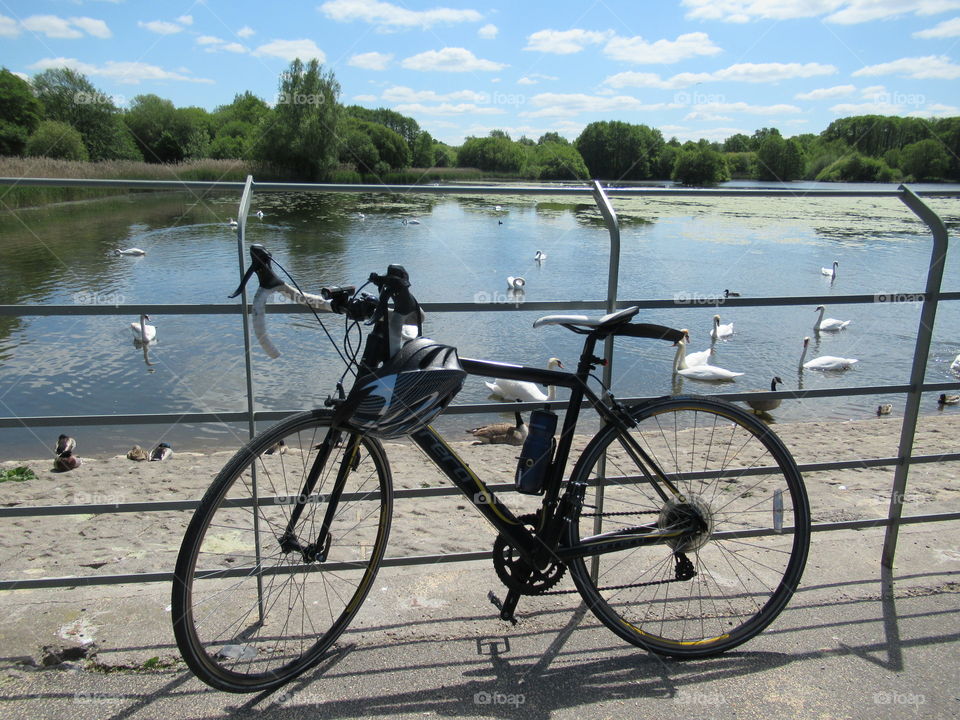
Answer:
[123,94,181,162]
[900,139,950,180]
[750,127,781,151]
[530,141,589,180]
[256,59,342,179]
[672,143,729,186]
[25,120,88,160]
[411,130,435,167]
[756,135,804,181]
[0,68,43,156]
[723,133,751,153]
[575,121,664,180]
[537,132,567,145]
[815,152,896,182]
[457,135,525,173]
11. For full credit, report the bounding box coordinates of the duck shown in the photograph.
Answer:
[264,440,287,455]
[55,434,76,456]
[507,276,526,290]
[821,260,839,279]
[150,442,173,461]
[126,445,150,461]
[799,336,858,371]
[115,248,146,256]
[255,210,264,219]
[228,218,238,227]
[534,250,547,262]
[53,450,82,471]
[673,334,743,381]
[710,314,734,340]
[746,377,784,413]
[356,212,365,219]
[130,314,157,343]
[467,410,528,446]
[814,305,850,333]
[938,393,960,405]
[724,289,740,298]
[485,358,563,402]
[877,404,893,416]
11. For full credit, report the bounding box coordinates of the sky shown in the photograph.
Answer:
[3,0,960,146]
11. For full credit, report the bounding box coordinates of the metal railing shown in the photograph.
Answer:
[0,175,958,592]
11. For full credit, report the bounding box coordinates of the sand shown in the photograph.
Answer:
[1,413,958,585]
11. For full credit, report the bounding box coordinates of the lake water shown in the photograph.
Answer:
[1,182,959,459]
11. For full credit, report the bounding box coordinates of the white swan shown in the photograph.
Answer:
[682,332,714,367]
[673,335,743,381]
[402,218,421,225]
[821,260,838,278]
[710,314,733,340]
[746,376,783,413]
[255,210,264,219]
[115,248,146,256]
[950,353,960,374]
[814,305,850,332]
[799,336,857,371]
[485,358,563,402]
[507,276,526,290]
[228,218,238,227]
[131,314,156,343]
[534,250,547,261]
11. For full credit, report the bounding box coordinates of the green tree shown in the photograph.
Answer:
[256,59,342,179]
[537,132,567,145]
[723,133,751,153]
[930,117,960,179]
[25,119,88,161]
[123,94,181,162]
[756,135,804,181]
[821,115,930,157]
[0,68,43,156]
[672,143,729,186]
[750,127,781,151]
[531,141,589,180]
[411,130,435,167]
[457,135,525,173]
[575,121,664,179]
[815,152,896,182]
[900,138,950,180]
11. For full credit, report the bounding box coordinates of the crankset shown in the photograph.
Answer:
[492,513,566,595]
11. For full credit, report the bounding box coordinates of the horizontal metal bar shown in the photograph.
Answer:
[0,411,250,428]
[0,177,247,191]
[2,510,957,592]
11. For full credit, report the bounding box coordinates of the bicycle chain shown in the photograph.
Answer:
[492,513,567,595]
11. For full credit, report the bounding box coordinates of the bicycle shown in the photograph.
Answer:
[172,244,811,693]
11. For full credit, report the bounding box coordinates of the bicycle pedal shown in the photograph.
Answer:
[487,591,518,626]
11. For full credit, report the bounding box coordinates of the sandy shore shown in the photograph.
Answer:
[1,413,958,584]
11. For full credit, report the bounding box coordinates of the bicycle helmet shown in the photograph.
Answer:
[336,337,466,439]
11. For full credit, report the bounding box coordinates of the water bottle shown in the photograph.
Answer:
[515,409,557,495]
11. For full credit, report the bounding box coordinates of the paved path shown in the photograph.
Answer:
[1,524,958,719]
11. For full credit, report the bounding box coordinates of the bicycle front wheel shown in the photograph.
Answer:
[172,410,392,692]
[566,396,809,658]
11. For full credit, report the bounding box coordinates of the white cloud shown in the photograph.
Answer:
[681,0,960,24]
[139,20,184,35]
[197,35,223,45]
[478,23,498,39]
[685,111,735,121]
[348,51,393,70]
[237,25,255,38]
[604,61,836,89]
[517,73,558,85]
[68,17,111,38]
[177,15,193,26]
[604,32,722,64]
[852,55,960,79]
[319,0,482,30]
[794,84,856,100]
[401,47,506,72]
[913,16,960,37]
[907,102,960,117]
[23,15,83,38]
[353,94,378,102]
[222,43,249,54]
[253,39,326,62]
[393,102,504,116]
[382,86,489,104]
[12,71,29,81]
[829,101,904,114]
[520,93,675,118]
[524,29,612,54]
[860,84,886,96]
[689,100,802,114]
[29,57,213,84]
[0,14,21,37]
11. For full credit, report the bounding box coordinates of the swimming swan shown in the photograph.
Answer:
[507,276,526,290]
[814,305,850,332]
[485,358,563,402]
[821,261,838,278]
[673,335,743,381]
[799,336,857,371]
[710,314,734,340]
[131,314,157,343]
[115,248,146,256]
[534,250,547,261]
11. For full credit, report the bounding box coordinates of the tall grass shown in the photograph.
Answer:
[0,157,254,210]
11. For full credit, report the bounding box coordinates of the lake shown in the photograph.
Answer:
[1,182,959,459]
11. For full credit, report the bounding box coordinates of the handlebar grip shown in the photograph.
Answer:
[613,323,687,343]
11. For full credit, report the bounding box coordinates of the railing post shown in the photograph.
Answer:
[882,185,950,569]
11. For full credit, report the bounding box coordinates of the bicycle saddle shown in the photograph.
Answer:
[533,306,639,330]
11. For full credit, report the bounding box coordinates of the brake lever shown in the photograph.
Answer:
[228,244,284,298]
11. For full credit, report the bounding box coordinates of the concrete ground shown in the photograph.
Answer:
[0,523,958,720]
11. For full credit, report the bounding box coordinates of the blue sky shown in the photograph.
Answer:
[3,0,960,145]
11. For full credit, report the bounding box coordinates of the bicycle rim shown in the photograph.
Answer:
[172,411,392,692]
[567,397,810,657]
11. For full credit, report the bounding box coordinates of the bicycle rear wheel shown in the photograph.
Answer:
[566,396,809,657]
[172,410,392,692]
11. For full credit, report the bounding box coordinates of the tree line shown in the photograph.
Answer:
[2,60,958,185]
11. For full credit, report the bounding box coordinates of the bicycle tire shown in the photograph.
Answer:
[172,410,392,692]
[565,396,810,657]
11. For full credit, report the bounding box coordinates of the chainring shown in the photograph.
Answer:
[492,513,566,595]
